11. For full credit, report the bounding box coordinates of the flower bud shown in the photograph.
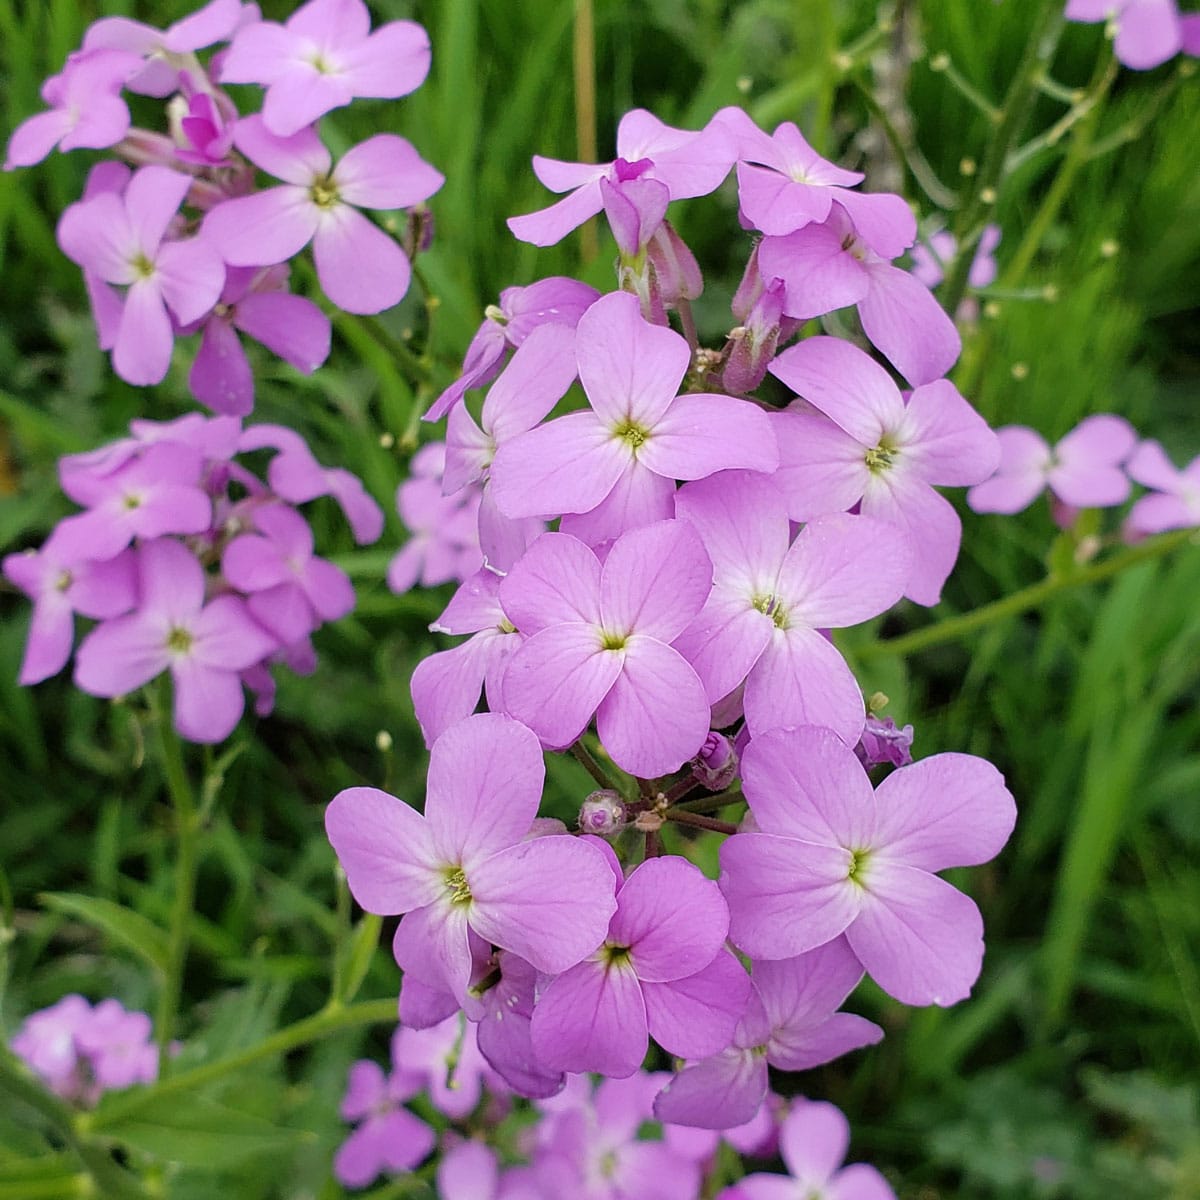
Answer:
[854,715,914,769]
[578,790,626,836]
[691,731,738,790]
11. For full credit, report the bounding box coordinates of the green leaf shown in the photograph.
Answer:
[38,892,169,975]
[98,1094,309,1169]
[335,912,382,1005]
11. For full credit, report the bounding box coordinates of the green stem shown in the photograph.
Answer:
[357,314,431,385]
[0,1050,152,1200]
[670,787,744,816]
[570,739,617,792]
[91,998,398,1130]
[0,1179,88,1199]
[665,810,738,835]
[858,529,1196,662]
[942,3,1065,316]
[153,682,199,1077]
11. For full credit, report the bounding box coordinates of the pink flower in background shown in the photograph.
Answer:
[57,165,225,385]
[1125,440,1200,533]
[325,714,618,1002]
[770,336,999,605]
[220,0,431,137]
[720,725,1016,1006]
[203,115,442,314]
[4,49,140,170]
[531,855,750,1077]
[722,1100,896,1200]
[74,538,278,743]
[334,1053,434,1187]
[499,520,713,777]
[2,537,137,685]
[967,415,1136,515]
[1065,0,1194,69]
[490,291,777,547]
[911,225,1000,291]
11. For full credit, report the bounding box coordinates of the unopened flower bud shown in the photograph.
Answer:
[854,715,914,769]
[578,790,626,836]
[691,731,738,790]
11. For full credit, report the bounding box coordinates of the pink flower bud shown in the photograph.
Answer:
[854,715,914,769]
[691,731,738,790]
[578,790,626,836]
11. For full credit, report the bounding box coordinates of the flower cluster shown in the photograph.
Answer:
[1065,0,1200,70]
[325,103,1020,1162]
[335,1030,840,1199]
[3,413,381,741]
[10,995,161,1106]
[967,413,1200,539]
[5,0,442,410]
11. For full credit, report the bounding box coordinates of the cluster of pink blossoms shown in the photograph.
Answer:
[3,413,381,741]
[5,0,441,412]
[10,996,161,1106]
[333,1020,874,1198]
[968,413,1200,538]
[326,102,1019,1181]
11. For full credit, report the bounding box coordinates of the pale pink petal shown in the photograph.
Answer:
[342,20,431,97]
[834,190,917,258]
[757,225,871,320]
[489,412,628,520]
[966,425,1051,514]
[736,162,833,235]
[596,637,710,777]
[232,114,330,184]
[674,470,791,583]
[498,531,602,633]
[859,262,961,386]
[74,613,169,697]
[156,237,226,324]
[203,187,319,267]
[720,833,859,959]
[6,110,73,169]
[333,134,444,209]
[827,1163,897,1200]
[846,863,985,1006]
[1126,439,1181,492]
[674,590,773,704]
[643,950,751,1058]
[125,166,190,254]
[872,753,1016,871]
[139,538,206,621]
[770,336,904,444]
[897,380,1000,487]
[312,205,410,314]
[482,324,579,441]
[113,280,173,386]
[190,595,277,669]
[779,1100,848,1186]
[219,22,293,85]
[190,317,253,416]
[576,291,689,427]
[468,836,618,974]
[410,637,492,748]
[507,181,605,247]
[19,599,75,685]
[169,658,246,742]
[1114,0,1181,68]
[392,902,475,1000]
[557,458,676,547]
[611,857,729,982]
[780,513,911,629]
[740,726,875,846]
[234,291,331,374]
[756,936,865,1033]
[638,394,779,480]
[530,960,648,1077]
[600,519,713,643]
[653,1049,767,1130]
[860,471,961,607]
[438,1141,499,1200]
[325,785,442,913]
[743,625,867,746]
[424,713,545,869]
[261,69,352,138]
[772,411,872,521]
[770,1011,883,1071]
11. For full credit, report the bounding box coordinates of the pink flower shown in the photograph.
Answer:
[967,415,1136,515]
[508,108,734,247]
[654,938,882,1130]
[770,336,999,605]
[1065,0,1190,70]
[1125,439,1200,533]
[499,520,713,777]
[720,725,1016,1006]
[220,0,431,137]
[57,165,226,385]
[325,714,618,1002]
[74,538,278,743]
[724,1099,896,1200]
[531,856,750,1078]
[674,471,911,744]
[490,291,778,547]
[203,115,442,315]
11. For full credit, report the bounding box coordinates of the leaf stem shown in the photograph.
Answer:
[858,529,1196,661]
[665,810,739,835]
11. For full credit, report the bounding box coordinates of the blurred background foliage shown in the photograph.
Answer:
[1,0,1198,1196]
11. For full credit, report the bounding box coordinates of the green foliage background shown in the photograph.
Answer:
[1,1,1198,1197]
